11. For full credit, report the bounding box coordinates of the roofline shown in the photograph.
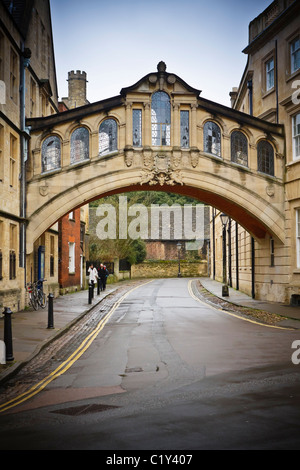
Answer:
[120,71,202,98]
[26,88,284,138]
[198,96,284,136]
[26,94,124,131]
[243,0,300,55]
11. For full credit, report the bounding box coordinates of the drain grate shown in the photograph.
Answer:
[125,367,143,373]
[51,403,119,416]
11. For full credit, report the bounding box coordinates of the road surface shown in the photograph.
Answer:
[0,278,299,451]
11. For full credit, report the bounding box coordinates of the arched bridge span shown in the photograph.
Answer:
[26,62,285,253]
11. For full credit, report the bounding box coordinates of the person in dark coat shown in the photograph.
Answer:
[103,265,109,290]
[99,263,108,291]
[98,263,104,291]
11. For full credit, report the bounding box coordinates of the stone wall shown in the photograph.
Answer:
[131,260,207,279]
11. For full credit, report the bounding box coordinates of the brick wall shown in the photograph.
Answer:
[58,209,81,288]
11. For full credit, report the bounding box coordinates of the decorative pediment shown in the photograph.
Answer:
[120,61,201,98]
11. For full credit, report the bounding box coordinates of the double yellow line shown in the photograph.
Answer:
[0,281,153,413]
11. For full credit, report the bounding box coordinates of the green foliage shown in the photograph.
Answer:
[89,191,198,207]
[88,191,201,264]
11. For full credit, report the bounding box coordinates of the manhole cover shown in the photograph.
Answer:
[125,367,143,373]
[51,403,119,416]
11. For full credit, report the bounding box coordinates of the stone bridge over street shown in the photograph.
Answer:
[26,62,285,254]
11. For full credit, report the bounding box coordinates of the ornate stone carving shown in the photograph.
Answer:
[124,147,134,167]
[266,184,275,197]
[140,154,183,186]
[125,153,133,167]
[190,149,200,168]
[143,148,153,168]
[39,183,49,196]
[172,149,181,168]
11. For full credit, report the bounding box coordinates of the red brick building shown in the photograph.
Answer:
[58,209,83,292]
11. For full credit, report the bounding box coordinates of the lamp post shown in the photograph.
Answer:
[220,213,229,297]
[177,242,182,277]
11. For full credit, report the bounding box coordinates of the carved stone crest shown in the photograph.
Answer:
[39,183,49,196]
[266,184,275,197]
[140,154,183,186]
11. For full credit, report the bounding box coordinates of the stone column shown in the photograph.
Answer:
[191,103,197,148]
[125,101,132,147]
[144,102,151,147]
[173,103,180,147]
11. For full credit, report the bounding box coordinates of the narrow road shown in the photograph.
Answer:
[0,278,299,451]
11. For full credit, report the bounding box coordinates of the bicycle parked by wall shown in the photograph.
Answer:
[27,279,47,310]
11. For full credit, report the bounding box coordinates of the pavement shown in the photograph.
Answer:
[0,283,121,385]
[1,277,300,385]
[200,277,300,329]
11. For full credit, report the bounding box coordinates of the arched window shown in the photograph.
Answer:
[257,140,274,176]
[99,119,118,156]
[203,121,221,157]
[231,131,248,166]
[151,91,171,146]
[70,127,89,164]
[41,135,61,172]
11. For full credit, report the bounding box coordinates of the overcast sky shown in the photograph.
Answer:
[50,0,272,107]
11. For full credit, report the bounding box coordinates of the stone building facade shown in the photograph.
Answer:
[1,0,297,312]
[57,71,89,293]
[212,0,300,303]
[0,0,60,311]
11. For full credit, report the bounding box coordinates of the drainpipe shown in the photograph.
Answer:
[247,79,255,298]
[275,40,279,124]
[19,46,31,281]
[212,208,215,279]
[235,221,239,291]
[251,237,255,299]
[228,218,232,287]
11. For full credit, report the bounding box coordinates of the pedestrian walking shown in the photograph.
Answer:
[97,264,104,291]
[88,263,98,291]
[103,265,109,291]
[99,263,108,291]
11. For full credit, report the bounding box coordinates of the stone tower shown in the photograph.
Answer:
[62,70,89,109]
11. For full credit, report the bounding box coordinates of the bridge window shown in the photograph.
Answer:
[180,111,189,148]
[257,140,274,176]
[70,127,89,164]
[42,136,61,173]
[99,119,118,156]
[231,131,248,166]
[151,91,171,146]
[133,109,142,147]
[203,121,221,157]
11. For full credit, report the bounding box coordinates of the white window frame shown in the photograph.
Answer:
[266,57,274,91]
[297,209,300,269]
[291,36,300,74]
[293,113,300,161]
[69,242,75,273]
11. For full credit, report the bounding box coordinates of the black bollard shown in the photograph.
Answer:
[97,280,100,295]
[3,307,14,362]
[47,293,54,329]
[88,283,93,304]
